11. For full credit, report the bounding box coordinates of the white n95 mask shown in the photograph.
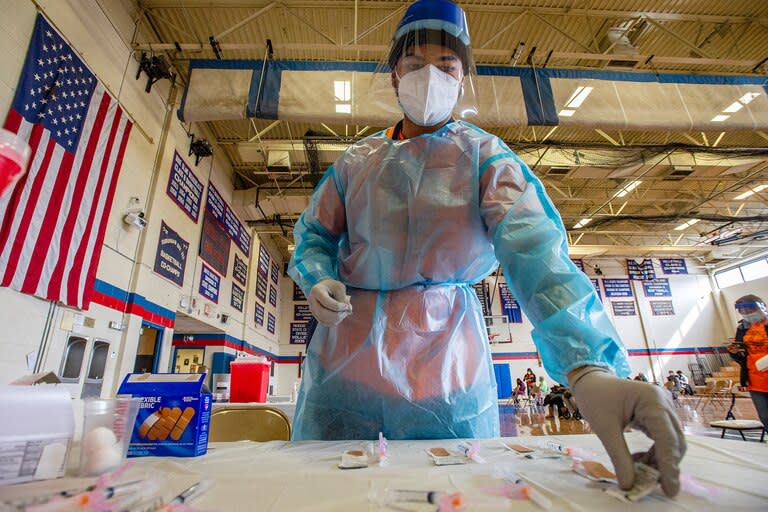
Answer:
[743,311,766,325]
[397,64,461,127]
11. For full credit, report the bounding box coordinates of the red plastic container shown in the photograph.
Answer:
[229,357,271,403]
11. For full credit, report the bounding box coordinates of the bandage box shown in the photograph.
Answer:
[0,385,74,484]
[117,373,211,457]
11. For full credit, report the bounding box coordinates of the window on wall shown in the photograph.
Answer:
[714,255,768,289]
[60,336,87,380]
[741,259,768,281]
[87,341,110,379]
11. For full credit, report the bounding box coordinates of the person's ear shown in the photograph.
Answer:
[391,70,398,93]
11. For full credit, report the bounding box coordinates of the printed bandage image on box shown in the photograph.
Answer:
[171,407,196,441]
[138,410,162,438]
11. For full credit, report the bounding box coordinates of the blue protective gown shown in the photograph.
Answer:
[288,120,631,440]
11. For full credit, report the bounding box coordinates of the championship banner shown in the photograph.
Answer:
[153,221,189,287]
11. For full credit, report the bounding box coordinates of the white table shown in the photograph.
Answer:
[3,433,767,511]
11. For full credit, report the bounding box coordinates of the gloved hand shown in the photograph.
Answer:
[308,279,352,326]
[569,366,686,497]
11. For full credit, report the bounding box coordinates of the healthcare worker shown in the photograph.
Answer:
[288,0,685,496]
[728,294,768,431]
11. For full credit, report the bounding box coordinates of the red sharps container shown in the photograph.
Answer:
[229,356,270,403]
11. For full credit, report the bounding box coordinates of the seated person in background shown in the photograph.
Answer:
[513,378,527,404]
[633,372,648,382]
[665,370,682,399]
[676,370,694,395]
[543,384,581,419]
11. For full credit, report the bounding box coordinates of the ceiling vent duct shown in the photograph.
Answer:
[547,166,572,177]
[598,23,641,69]
[267,150,291,172]
[663,166,695,181]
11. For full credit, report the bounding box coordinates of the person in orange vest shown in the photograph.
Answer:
[727,294,768,430]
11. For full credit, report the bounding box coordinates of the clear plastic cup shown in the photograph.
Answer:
[0,128,31,195]
[80,397,139,476]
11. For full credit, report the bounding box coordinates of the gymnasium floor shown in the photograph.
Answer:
[499,395,765,441]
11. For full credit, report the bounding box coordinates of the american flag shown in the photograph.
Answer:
[0,15,132,309]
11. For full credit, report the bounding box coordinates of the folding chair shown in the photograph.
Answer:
[709,385,765,442]
[696,379,732,411]
[209,406,292,442]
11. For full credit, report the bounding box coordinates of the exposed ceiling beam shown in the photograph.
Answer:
[139,2,768,25]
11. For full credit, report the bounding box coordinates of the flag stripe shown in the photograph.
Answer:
[77,112,131,307]
[0,116,45,249]
[46,91,114,299]
[19,148,76,292]
[0,132,56,284]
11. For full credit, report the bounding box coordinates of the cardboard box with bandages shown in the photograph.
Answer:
[117,373,211,457]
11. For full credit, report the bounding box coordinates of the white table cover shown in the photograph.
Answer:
[3,433,767,511]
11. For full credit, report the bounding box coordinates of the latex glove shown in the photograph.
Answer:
[309,279,352,326]
[569,366,686,497]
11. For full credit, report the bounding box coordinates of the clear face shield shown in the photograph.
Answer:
[735,300,768,325]
[365,1,480,128]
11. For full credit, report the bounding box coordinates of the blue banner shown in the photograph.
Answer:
[650,300,675,316]
[267,313,276,334]
[258,244,270,276]
[199,263,220,303]
[611,301,636,316]
[603,278,633,297]
[642,278,672,297]
[233,254,247,286]
[269,285,278,307]
[271,261,280,284]
[498,283,523,323]
[627,258,656,280]
[254,303,264,326]
[571,258,584,271]
[293,282,306,301]
[294,303,312,321]
[472,282,491,317]
[660,258,688,275]
[237,224,251,256]
[231,283,244,312]
[255,272,268,303]
[590,278,602,301]
[223,206,241,241]
[167,151,203,222]
[290,322,309,344]
[153,221,189,287]
[205,183,225,222]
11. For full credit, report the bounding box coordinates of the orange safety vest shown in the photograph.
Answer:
[742,321,768,392]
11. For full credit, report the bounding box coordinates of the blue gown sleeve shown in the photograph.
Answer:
[479,138,631,385]
[287,166,347,297]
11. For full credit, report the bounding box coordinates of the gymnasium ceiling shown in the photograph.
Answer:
[132,0,768,270]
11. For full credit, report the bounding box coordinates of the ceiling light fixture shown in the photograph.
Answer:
[711,114,730,122]
[614,179,642,198]
[558,109,576,117]
[673,218,700,231]
[734,184,768,200]
[565,86,594,109]
[739,92,761,104]
[573,217,592,229]
[722,101,744,113]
